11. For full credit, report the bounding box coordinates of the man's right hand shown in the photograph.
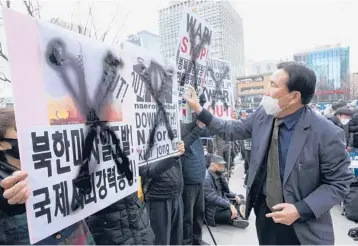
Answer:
[230,204,238,219]
[197,120,205,128]
[183,86,202,114]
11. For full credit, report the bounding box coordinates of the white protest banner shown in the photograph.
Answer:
[1,7,143,243]
[204,58,234,120]
[120,42,181,166]
[176,8,212,123]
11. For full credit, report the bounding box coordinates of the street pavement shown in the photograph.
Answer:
[202,158,357,245]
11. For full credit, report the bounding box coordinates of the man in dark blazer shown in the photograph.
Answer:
[183,62,354,245]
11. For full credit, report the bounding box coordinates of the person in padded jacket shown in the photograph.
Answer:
[181,119,209,245]
[139,141,185,245]
[86,191,154,245]
[0,108,94,245]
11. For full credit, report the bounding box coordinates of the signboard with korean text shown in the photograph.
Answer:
[176,8,212,123]
[2,7,180,244]
[204,58,234,120]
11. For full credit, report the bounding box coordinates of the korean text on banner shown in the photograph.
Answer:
[121,43,181,166]
[176,8,212,123]
[204,58,234,120]
[1,7,152,244]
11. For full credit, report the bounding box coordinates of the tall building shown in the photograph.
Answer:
[350,72,358,100]
[246,60,278,76]
[246,57,292,76]
[127,30,160,53]
[159,0,245,77]
[293,44,350,102]
[235,73,271,109]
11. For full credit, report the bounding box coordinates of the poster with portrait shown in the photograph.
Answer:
[176,8,212,123]
[120,42,181,166]
[203,58,234,120]
[1,7,179,244]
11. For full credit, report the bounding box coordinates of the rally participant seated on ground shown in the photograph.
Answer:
[0,108,94,245]
[203,155,249,229]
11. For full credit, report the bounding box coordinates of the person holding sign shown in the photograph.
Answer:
[0,108,95,245]
[183,62,354,245]
[139,141,185,245]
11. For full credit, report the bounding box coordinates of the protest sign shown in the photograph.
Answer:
[176,8,212,123]
[203,58,234,120]
[1,8,143,243]
[120,42,181,166]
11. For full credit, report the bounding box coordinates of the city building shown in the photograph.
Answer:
[126,30,160,53]
[293,44,350,102]
[159,0,245,78]
[235,73,271,109]
[246,60,277,76]
[350,72,358,100]
[246,57,292,76]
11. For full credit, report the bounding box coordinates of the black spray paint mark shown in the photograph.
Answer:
[178,17,211,93]
[138,60,175,160]
[206,65,230,110]
[46,38,133,209]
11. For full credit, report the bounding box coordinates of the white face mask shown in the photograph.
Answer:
[340,118,350,125]
[261,95,282,117]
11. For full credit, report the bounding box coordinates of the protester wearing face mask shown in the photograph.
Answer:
[203,155,249,229]
[0,108,95,245]
[334,107,352,147]
[184,62,354,245]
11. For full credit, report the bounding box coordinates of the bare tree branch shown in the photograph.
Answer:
[5,1,10,8]
[36,1,41,19]
[100,0,120,42]
[23,0,34,17]
[0,73,11,83]
[0,43,8,62]
[90,14,98,40]
[83,1,94,37]
[111,12,131,46]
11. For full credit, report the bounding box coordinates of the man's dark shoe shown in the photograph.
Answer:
[193,239,210,245]
[232,218,249,229]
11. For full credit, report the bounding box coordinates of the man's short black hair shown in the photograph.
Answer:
[277,62,316,105]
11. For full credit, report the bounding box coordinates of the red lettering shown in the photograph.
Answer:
[180,36,188,53]
[207,104,230,118]
[200,48,207,59]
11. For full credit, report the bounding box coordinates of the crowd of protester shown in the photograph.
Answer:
[0,103,249,245]
[1,61,357,245]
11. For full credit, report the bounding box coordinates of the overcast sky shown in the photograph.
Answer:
[4,0,358,72]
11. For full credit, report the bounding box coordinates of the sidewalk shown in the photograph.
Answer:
[202,159,357,245]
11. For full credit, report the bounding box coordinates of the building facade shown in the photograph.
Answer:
[159,0,245,77]
[126,30,160,53]
[246,60,277,76]
[236,74,270,109]
[350,72,358,100]
[293,44,350,102]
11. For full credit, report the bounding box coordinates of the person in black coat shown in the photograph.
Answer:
[326,106,353,147]
[203,155,249,229]
[349,113,358,150]
[86,192,154,245]
[139,141,185,245]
